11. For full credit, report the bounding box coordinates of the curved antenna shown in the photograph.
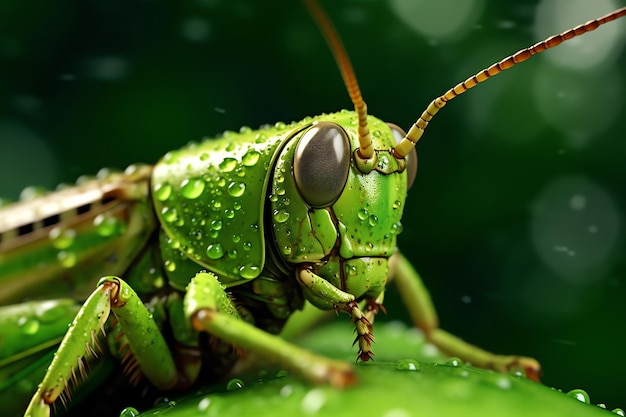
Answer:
[303,0,374,160]
[393,7,626,158]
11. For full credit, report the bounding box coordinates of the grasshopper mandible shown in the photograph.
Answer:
[0,1,625,416]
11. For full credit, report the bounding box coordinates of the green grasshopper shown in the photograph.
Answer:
[1,1,625,416]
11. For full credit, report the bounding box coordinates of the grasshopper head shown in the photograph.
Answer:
[270,112,417,308]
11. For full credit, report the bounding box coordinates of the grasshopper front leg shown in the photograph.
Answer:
[24,277,178,417]
[186,272,356,387]
[389,251,541,381]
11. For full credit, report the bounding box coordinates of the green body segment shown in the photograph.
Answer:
[151,121,309,287]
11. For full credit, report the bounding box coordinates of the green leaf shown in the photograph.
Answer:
[134,321,618,417]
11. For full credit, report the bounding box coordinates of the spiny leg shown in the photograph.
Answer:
[24,277,178,417]
[389,251,541,381]
[297,268,376,362]
[185,272,356,387]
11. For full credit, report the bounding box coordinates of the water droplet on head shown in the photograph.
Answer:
[239,263,260,279]
[161,207,178,223]
[357,208,368,221]
[219,158,237,172]
[273,209,290,223]
[368,215,378,226]
[206,243,224,260]
[242,149,260,166]
[227,181,246,197]
[210,219,223,231]
[181,178,205,199]
[154,182,172,201]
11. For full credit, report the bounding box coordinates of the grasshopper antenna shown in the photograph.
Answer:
[303,0,374,162]
[392,7,626,158]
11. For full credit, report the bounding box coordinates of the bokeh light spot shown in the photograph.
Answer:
[389,0,485,42]
[532,65,623,149]
[534,0,626,71]
[531,176,620,284]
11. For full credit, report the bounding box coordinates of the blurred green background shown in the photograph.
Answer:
[1,0,625,410]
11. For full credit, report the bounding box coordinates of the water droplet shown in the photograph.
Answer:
[273,209,290,223]
[570,194,587,210]
[119,407,140,417]
[154,182,172,201]
[301,388,326,414]
[396,358,420,371]
[368,215,378,226]
[282,246,292,255]
[612,408,625,416]
[197,397,211,412]
[232,234,241,243]
[206,243,224,260]
[233,201,242,210]
[199,152,209,161]
[227,181,246,197]
[243,242,252,251]
[161,207,178,223]
[219,158,237,172]
[57,250,77,268]
[49,228,76,249]
[94,215,123,237]
[357,208,368,220]
[276,369,288,378]
[226,378,244,391]
[393,200,402,209]
[165,260,176,272]
[445,357,462,367]
[227,249,238,259]
[275,121,286,129]
[567,389,590,404]
[242,149,260,166]
[181,178,205,199]
[495,376,511,390]
[210,219,223,230]
[17,316,40,334]
[239,263,260,279]
[280,385,293,398]
[382,409,412,417]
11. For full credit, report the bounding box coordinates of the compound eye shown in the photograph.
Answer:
[294,122,351,208]
[388,123,418,190]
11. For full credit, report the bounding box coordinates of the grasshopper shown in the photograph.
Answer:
[1,1,625,416]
